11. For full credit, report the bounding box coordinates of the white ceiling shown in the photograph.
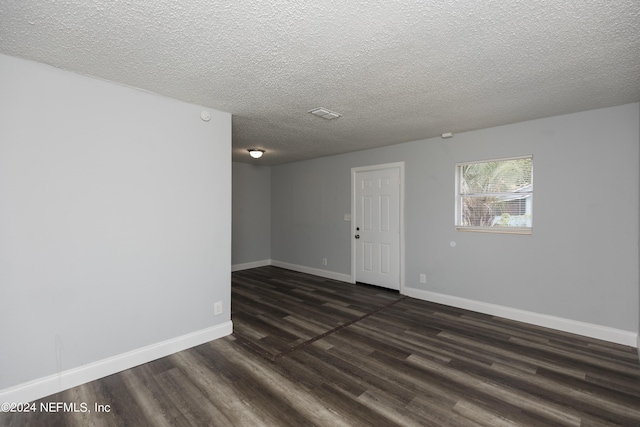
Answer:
[1,1,639,165]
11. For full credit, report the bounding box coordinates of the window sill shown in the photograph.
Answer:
[455,226,532,235]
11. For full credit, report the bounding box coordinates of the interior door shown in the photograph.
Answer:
[354,165,401,290]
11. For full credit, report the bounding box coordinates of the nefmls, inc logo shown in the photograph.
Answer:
[40,402,89,413]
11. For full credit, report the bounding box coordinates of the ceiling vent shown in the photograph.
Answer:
[308,107,341,120]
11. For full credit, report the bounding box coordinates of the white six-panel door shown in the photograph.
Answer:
[353,164,402,290]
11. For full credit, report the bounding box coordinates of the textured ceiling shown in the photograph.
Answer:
[1,1,639,165]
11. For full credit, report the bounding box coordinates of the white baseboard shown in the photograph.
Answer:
[0,321,233,405]
[403,287,637,347]
[271,260,352,283]
[232,259,272,272]
[232,259,352,283]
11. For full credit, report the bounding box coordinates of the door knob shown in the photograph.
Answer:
[355,234,360,239]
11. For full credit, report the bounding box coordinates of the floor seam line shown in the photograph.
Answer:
[272,295,407,361]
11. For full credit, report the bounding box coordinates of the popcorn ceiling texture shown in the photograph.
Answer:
[1,1,639,165]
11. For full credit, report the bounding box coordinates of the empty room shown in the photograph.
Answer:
[1,1,640,426]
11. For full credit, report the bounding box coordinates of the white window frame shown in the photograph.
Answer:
[455,155,533,235]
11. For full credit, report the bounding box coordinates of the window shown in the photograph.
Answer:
[456,156,533,234]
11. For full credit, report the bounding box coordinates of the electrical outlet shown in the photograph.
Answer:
[322,258,327,266]
[419,274,427,284]
[214,301,223,316]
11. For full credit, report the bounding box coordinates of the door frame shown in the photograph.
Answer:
[351,162,405,294]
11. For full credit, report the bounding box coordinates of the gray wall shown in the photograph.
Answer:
[232,162,271,265]
[0,54,232,390]
[271,103,640,333]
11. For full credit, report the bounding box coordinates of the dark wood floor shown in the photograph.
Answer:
[3,266,640,426]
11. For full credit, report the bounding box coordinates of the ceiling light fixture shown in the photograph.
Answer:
[248,149,265,159]
[441,132,454,139]
[308,107,342,120]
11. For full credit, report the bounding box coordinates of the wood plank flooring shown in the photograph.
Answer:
[2,266,640,426]
[231,266,404,360]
